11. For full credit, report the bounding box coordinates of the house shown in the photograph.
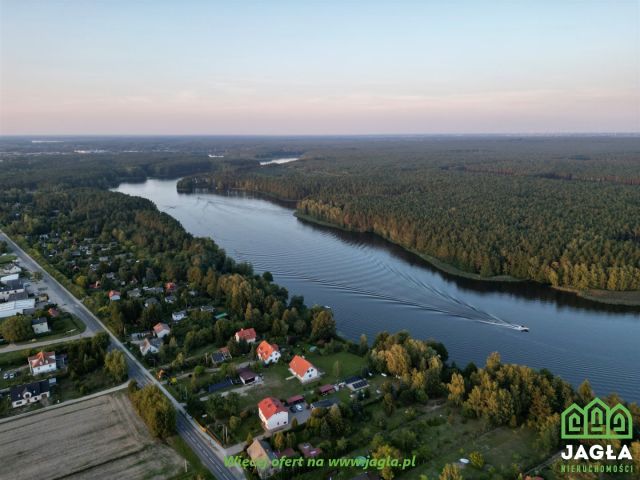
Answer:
[256,340,281,364]
[0,298,35,318]
[258,397,288,431]
[140,338,161,356]
[210,351,228,364]
[0,279,25,301]
[31,317,50,335]
[144,297,159,308]
[235,328,257,344]
[298,443,323,459]
[127,288,141,298]
[238,367,257,385]
[289,355,319,383]
[28,351,57,375]
[108,290,121,301]
[218,347,232,360]
[318,384,336,396]
[247,439,280,479]
[89,280,102,289]
[200,305,215,313]
[0,273,19,283]
[172,310,187,322]
[164,294,177,304]
[47,307,60,317]
[10,380,51,408]
[165,282,177,293]
[153,322,171,339]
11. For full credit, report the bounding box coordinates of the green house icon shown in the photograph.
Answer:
[561,398,632,440]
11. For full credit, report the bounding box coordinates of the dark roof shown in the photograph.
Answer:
[10,380,51,402]
[319,384,335,393]
[210,352,227,363]
[238,368,256,381]
[208,378,234,393]
[310,398,339,410]
[8,291,29,301]
[275,447,297,459]
[344,376,363,385]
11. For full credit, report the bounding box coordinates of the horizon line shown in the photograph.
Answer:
[1,132,639,138]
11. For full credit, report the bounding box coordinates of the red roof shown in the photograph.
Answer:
[153,322,170,334]
[108,290,120,298]
[319,384,335,394]
[48,308,59,317]
[258,397,286,420]
[165,282,177,292]
[256,340,279,361]
[235,328,257,341]
[289,355,314,378]
[29,351,56,368]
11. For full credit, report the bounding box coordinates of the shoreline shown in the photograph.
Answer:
[293,212,640,307]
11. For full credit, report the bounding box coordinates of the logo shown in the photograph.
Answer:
[561,398,633,440]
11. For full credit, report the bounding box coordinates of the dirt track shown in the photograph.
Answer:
[0,392,183,480]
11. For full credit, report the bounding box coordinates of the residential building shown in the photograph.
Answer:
[238,367,257,385]
[256,340,280,364]
[172,310,187,322]
[165,282,177,293]
[235,327,257,344]
[258,397,289,431]
[0,279,25,301]
[153,322,171,339]
[28,351,57,375]
[10,380,51,408]
[289,355,319,383]
[0,298,35,318]
[47,307,59,317]
[140,338,161,356]
[247,439,280,479]
[144,297,159,308]
[108,290,121,301]
[31,317,50,335]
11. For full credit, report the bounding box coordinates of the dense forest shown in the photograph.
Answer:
[178,136,640,293]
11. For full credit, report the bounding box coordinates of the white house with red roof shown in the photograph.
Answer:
[235,327,257,344]
[153,322,171,339]
[289,355,319,383]
[28,351,57,375]
[256,340,281,364]
[258,397,289,431]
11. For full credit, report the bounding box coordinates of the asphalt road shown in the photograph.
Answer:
[0,230,244,480]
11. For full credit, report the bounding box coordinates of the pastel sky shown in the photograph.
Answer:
[1,0,638,135]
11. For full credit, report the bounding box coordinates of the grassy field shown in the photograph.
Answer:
[0,392,185,480]
[0,254,16,265]
[293,403,545,480]
[233,350,368,411]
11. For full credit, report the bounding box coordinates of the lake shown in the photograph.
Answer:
[115,179,640,402]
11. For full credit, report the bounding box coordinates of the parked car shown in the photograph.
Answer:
[2,373,8,380]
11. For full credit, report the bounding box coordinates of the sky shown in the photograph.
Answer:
[0,0,638,135]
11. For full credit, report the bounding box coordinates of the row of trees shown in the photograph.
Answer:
[183,137,640,292]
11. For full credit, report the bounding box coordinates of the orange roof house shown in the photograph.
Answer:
[256,340,281,364]
[258,397,289,430]
[289,355,319,383]
[28,351,57,375]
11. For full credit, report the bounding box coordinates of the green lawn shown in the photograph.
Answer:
[292,404,545,480]
[0,254,16,265]
[233,351,368,411]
